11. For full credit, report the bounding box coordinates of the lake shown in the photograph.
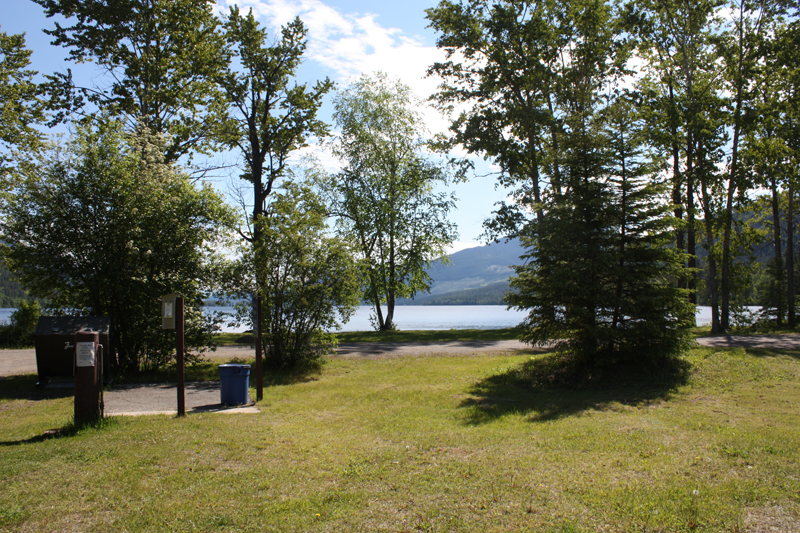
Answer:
[0,305,734,332]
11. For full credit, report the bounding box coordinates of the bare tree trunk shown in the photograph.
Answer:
[687,135,697,307]
[699,155,721,334]
[771,174,785,327]
[788,178,795,327]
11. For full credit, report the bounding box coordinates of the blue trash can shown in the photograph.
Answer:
[218,364,251,405]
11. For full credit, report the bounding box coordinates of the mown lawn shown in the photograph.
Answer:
[214,328,524,346]
[0,345,798,532]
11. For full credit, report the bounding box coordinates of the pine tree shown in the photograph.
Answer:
[507,95,692,368]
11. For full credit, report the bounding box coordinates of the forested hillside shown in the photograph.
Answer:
[0,266,34,308]
[399,239,523,305]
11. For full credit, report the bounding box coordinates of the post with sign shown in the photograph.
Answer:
[162,294,185,417]
[74,330,100,425]
[254,295,263,401]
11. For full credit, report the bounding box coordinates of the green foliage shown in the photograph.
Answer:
[218,6,332,231]
[223,183,361,371]
[508,95,693,367]
[0,116,235,372]
[259,185,361,370]
[320,73,458,331]
[0,265,38,308]
[0,300,40,347]
[430,0,689,367]
[33,0,228,162]
[0,30,48,179]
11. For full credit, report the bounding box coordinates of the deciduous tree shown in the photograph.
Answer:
[0,117,235,372]
[0,30,48,179]
[321,73,457,331]
[33,0,227,163]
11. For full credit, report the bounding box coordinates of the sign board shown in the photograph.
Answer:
[76,341,96,367]
[161,293,181,330]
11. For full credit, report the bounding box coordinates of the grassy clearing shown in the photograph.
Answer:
[215,328,523,346]
[1,345,799,532]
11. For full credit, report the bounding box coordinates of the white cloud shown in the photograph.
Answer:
[220,0,450,133]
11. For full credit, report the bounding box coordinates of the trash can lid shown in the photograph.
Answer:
[218,364,251,369]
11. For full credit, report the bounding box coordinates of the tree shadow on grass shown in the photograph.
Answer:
[460,352,691,424]
[0,418,115,447]
[742,347,800,361]
[0,374,74,401]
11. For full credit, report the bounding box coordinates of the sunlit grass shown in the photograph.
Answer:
[215,328,524,346]
[1,345,798,531]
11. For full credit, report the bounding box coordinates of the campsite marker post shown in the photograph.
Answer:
[162,294,185,417]
[255,296,263,401]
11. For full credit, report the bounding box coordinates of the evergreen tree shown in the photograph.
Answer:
[507,95,692,365]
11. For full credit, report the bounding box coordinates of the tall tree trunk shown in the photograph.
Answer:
[721,6,749,332]
[721,99,742,332]
[788,178,795,327]
[383,165,398,331]
[686,134,697,307]
[771,174,785,326]
[699,153,721,333]
[667,80,687,293]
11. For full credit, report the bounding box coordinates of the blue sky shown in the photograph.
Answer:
[3,0,510,252]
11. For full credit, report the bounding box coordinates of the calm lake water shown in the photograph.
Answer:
[0,305,750,332]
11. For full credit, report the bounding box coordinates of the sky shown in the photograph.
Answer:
[2,0,511,252]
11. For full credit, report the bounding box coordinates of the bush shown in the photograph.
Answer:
[258,183,362,370]
[0,300,40,347]
[0,117,235,372]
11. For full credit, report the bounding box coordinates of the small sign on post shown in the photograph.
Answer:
[74,330,100,425]
[161,294,180,330]
[75,342,96,367]
[161,293,185,417]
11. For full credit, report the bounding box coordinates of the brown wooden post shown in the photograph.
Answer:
[255,295,263,401]
[74,330,100,425]
[176,296,185,417]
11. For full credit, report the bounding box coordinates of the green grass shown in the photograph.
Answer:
[335,327,523,343]
[1,345,799,532]
[215,328,524,346]
[215,332,257,346]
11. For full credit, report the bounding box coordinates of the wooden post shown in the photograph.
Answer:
[255,295,263,401]
[74,330,100,425]
[176,296,185,417]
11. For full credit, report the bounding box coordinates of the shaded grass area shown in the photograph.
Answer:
[1,346,799,532]
[462,352,691,424]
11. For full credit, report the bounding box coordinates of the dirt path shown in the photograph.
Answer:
[0,349,39,377]
[0,340,532,378]
[6,335,796,379]
[695,334,800,350]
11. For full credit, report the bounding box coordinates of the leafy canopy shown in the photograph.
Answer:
[321,73,458,331]
[0,116,236,372]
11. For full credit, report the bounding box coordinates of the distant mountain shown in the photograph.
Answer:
[399,238,525,305]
